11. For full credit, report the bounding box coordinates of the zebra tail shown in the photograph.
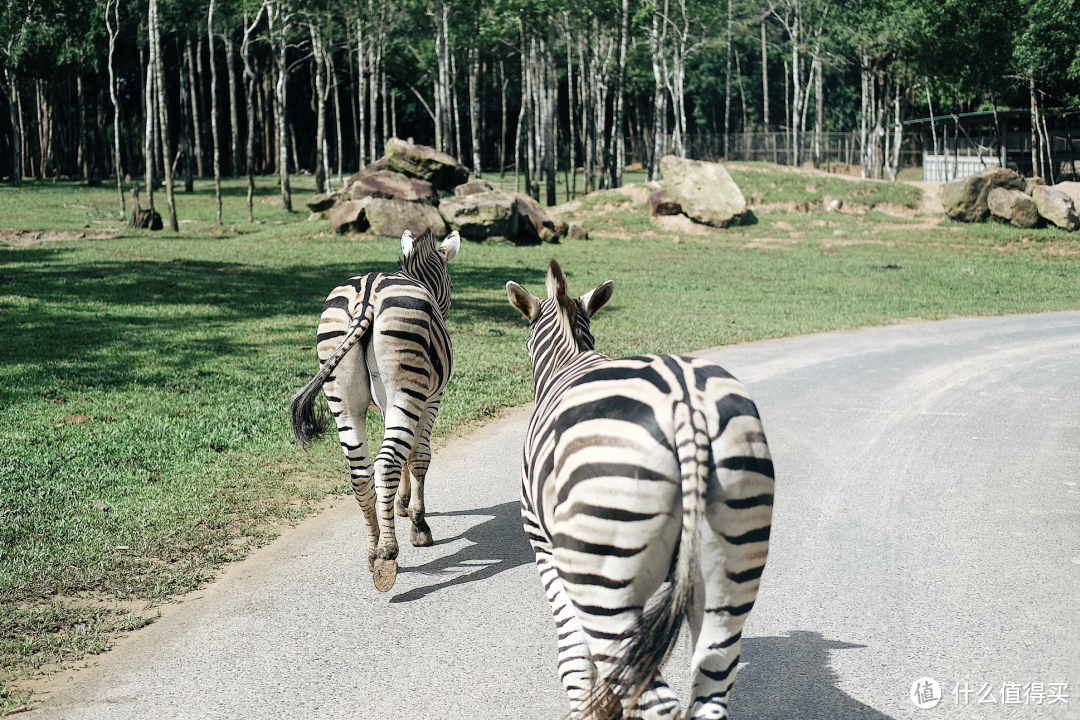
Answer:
[289,302,376,450]
[583,400,708,718]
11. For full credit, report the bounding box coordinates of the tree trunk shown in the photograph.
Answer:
[564,16,575,195]
[469,41,481,177]
[356,19,366,167]
[144,38,156,206]
[649,0,666,180]
[78,76,90,180]
[450,49,462,161]
[187,39,205,177]
[499,59,507,178]
[346,22,359,169]
[242,7,262,222]
[761,20,768,133]
[611,0,629,188]
[5,64,21,186]
[814,53,823,168]
[209,0,222,223]
[736,49,748,136]
[151,0,179,230]
[724,0,732,161]
[790,10,800,167]
[1029,77,1039,179]
[544,16,556,204]
[179,38,194,192]
[269,1,292,212]
[310,20,327,194]
[328,49,344,188]
[36,80,52,178]
[106,0,125,216]
[224,30,240,177]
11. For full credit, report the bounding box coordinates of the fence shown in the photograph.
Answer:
[651,132,923,171]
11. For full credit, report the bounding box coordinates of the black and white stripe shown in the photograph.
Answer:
[507,260,774,719]
[291,229,460,592]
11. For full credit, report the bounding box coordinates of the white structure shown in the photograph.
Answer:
[922,150,1002,182]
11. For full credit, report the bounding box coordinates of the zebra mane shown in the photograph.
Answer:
[397,229,453,319]
[398,229,437,275]
[547,260,595,353]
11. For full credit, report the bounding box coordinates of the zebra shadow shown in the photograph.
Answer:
[390,501,533,604]
[730,631,892,719]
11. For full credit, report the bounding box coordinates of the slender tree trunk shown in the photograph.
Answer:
[329,49,344,187]
[310,20,327,194]
[78,76,90,180]
[368,40,378,161]
[469,41,481,177]
[224,31,240,176]
[499,59,507,178]
[187,39,205,177]
[814,53,823,168]
[179,38,194,192]
[269,2,292,211]
[450,49,462,161]
[890,83,900,181]
[151,0,178,230]
[346,22,359,169]
[790,10,800,167]
[106,0,125,216]
[736,49,748,136]
[242,7,262,222]
[544,16,556,203]
[649,0,666,180]
[144,39,156,206]
[36,80,52,178]
[1029,77,1039,178]
[356,20,366,167]
[724,0,732,161]
[5,62,21,186]
[209,0,222,223]
[926,85,938,177]
[761,20,768,133]
[611,0,629,188]
[564,15,575,195]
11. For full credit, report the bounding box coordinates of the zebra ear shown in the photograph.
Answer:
[579,280,613,318]
[506,281,541,323]
[546,260,568,299]
[440,230,460,262]
[400,229,416,259]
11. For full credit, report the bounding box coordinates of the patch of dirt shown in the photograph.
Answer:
[821,239,897,248]
[905,181,945,215]
[0,228,120,247]
[743,237,800,248]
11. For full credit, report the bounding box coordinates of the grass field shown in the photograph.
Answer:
[2,168,1079,708]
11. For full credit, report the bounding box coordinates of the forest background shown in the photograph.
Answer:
[2,0,1079,220]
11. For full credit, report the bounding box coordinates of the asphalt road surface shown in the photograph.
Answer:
[28,312,1080,720]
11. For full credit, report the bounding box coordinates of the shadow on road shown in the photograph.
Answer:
[732,631,892,719]
[390,501,534,604]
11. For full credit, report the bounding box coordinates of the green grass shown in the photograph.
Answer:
[725,161,923,207]
[2,169,1080,705]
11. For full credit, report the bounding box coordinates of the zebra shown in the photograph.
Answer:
[505,260,774,720]
[291,229,460,593]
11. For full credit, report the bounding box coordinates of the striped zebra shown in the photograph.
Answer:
[291,229,460,593]
[506,261,774,720]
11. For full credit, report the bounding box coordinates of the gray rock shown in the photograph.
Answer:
[512,193,562,243]
[648,188,683,216]
[351,170,437,205]
[1053,181,1080,208]
[306,192,338,212]
[438,191,515,239]
[1032,185,1080,231]
[385,137,469,191]
[566,222,589,240]
[364,197,448,238]
[660,156,746,227]
[454,178,500,196]
[941,167,1026,222]
[330,199,371,234]
[1024,176,1046,196]
[987,187,1039,228]
[347,157,390,188]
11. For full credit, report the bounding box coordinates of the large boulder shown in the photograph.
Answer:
[1024,176,1046,196]
[347,157,390,188]
[987,188,1039,228]
[364,197,448,238]
[941,168,1026,222]
[660,156,746,227]
[648,188,683,216]
[1053,181,1080,207]
[454,178,500,196]
[330,199,371,234]
[306,192,339,213]
[385,137,469,191]
[438,191,514,239]
[1032,185,1080,231]
[512,193,563,243]
[352,170,438,205]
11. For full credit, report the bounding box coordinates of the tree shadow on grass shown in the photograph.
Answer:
[0,244,545,407]
[390,500,533,604]
[732,631,892,719]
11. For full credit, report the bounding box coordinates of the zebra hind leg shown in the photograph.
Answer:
[370,402,426,591]
[405,397,441,547]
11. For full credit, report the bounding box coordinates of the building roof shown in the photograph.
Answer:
[904,108,1079,128]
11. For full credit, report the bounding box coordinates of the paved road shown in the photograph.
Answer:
[28,312,1080,720]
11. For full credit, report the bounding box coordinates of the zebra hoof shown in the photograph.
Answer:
[410,522,433,547]
[373,558,397,592]
[396,501,409,518]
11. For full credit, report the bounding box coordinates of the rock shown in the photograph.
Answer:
[941,167,1026,222]
[1024,176,1046,195]
[347,157,390,187]
[306,193,338,212]
[385,137,469,191]
[1053,181,1080,207]
[566,222,589,240]
[512,193,562,243]
[1032,185,1080,231]
[438,191,514,239]
[364,197,448,238]
[660,156,746,227]
[987,188,1039,228]
[330,199,371,234]
[454,178,500,196]
[648,188,683,217]
[351,170,438,205]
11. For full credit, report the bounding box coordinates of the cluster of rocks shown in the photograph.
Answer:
[647,155,748,228]
[942,167,1080,231]
[307,137,572,242]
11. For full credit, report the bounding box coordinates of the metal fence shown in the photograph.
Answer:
[651,132,923,171]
